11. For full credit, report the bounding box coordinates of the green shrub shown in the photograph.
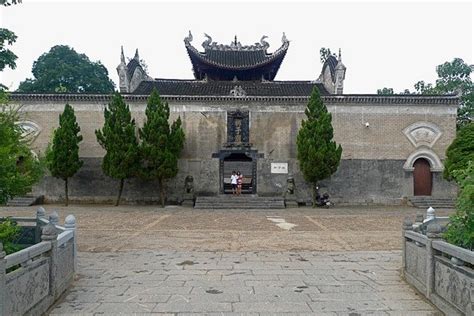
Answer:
[444,161,474,250]
[0,217,22,254]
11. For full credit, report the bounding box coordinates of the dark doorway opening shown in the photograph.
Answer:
[223,153,253,194]
[413,158,432,196]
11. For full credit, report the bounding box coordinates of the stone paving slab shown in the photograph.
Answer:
[49,250,442,315]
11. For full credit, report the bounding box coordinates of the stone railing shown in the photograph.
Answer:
[0,208,77,315]
[402,208,473,316]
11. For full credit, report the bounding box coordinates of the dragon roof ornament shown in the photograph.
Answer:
[184,32,289,52]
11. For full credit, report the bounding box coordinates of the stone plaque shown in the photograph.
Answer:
[271,163,288,174]
[227,110,249,145]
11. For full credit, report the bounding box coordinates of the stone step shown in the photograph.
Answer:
[408,196,455,209]
[194,195,285,209]
[6,195,43,207]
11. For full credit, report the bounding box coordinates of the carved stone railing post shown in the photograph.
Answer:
[36,206,46,242]
[42,223,59,299]
[425,221,443,298]
[402,217,413,271]
[64,215,77,272]
[413,213,424,232]
[49,211,59,226]
[424,206,435,223]
[0,243,6,316]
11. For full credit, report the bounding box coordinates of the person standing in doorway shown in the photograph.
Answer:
[231,171,238,195]
[237,171,243,195]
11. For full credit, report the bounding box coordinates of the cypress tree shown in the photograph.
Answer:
[46,103,83,206]
[96,93,139,206]
[139,88,185,207]
[296,87,342,206]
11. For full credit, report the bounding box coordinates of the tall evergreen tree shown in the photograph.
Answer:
[46,103,83,206]
[96,93,139,206]
[296,87,342,206]
[139,88,185,207]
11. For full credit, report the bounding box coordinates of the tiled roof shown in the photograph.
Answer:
[126,58,141,79]
[185,40,289,81]
[322,55,338,82]
[132,79,329,96]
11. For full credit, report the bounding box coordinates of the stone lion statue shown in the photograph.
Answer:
[184,175,194,194]
[286,177,295,195]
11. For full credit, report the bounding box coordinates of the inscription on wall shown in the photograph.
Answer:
[271,162,288,174]
[227,110,249,145]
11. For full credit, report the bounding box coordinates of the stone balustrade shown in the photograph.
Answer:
[0,208,77,315]
[402,208,473,316]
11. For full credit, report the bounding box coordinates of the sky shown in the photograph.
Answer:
[0,0,473,94]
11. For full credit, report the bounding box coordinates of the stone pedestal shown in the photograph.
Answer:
[285,196,298,208]
[181,193,195,207]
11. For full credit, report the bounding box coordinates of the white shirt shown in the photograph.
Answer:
[231,174,238,184]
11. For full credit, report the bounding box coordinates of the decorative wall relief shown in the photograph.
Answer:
[15,120,41,141]
[403,122,442,148]
[227,110,249,146]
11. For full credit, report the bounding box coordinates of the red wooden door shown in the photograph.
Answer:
[413,158,432,196]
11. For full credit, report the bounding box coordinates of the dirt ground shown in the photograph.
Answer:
[0,204,454,253]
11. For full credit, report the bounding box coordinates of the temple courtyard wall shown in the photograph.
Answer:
[12,94,459,204]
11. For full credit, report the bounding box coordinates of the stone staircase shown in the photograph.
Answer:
[194,195,285,209]
[408,196,455,209]
[6,195,43,207]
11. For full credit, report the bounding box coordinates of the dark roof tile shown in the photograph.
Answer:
[132,79,328,96]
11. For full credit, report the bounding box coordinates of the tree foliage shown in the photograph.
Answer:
[444,161,474,250]
[444,122,474,181]
[376,59,473,127]
[96,93,139,206]
[377,87,394,95]
[17,45,115,94]
[296,87,342,206]
[0,0,22,6]
[0,28,17,74]
[139,88,185,207]
[0,218,22,254]
[46,103,83,206]
[0,99,43,204]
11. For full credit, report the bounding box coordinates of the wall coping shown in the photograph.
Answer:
[9,93,460,105]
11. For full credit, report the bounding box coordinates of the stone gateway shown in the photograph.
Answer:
[11,32,458,204]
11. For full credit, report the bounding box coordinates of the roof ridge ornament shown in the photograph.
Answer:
[202,33,213,49]
[120,46,126,64]
[229,85,247,97]
[197,33,276,52]
[134,48,140,61]
[260,35,269,50]
[282,32,289,44]
[184,30,193,44]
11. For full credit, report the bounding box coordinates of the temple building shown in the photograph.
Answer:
[12,32,458,205]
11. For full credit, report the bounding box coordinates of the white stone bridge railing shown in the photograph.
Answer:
[402,208,473,316]
[0,208,77,315]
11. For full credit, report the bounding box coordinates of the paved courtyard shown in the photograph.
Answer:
[1,205,451,315]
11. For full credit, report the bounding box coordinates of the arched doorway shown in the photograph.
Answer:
[413,158,432,196]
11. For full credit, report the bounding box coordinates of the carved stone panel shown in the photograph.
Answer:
[405,242,427,285]
[434,259,472,314]
[227,110,249,145]
[6,258,50,315]
[403,122,442,148]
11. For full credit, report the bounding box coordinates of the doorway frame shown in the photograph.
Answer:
[217,149,259,194]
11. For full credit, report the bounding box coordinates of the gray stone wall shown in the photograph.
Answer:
[12,94,458,204]
[33,157,457,204]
